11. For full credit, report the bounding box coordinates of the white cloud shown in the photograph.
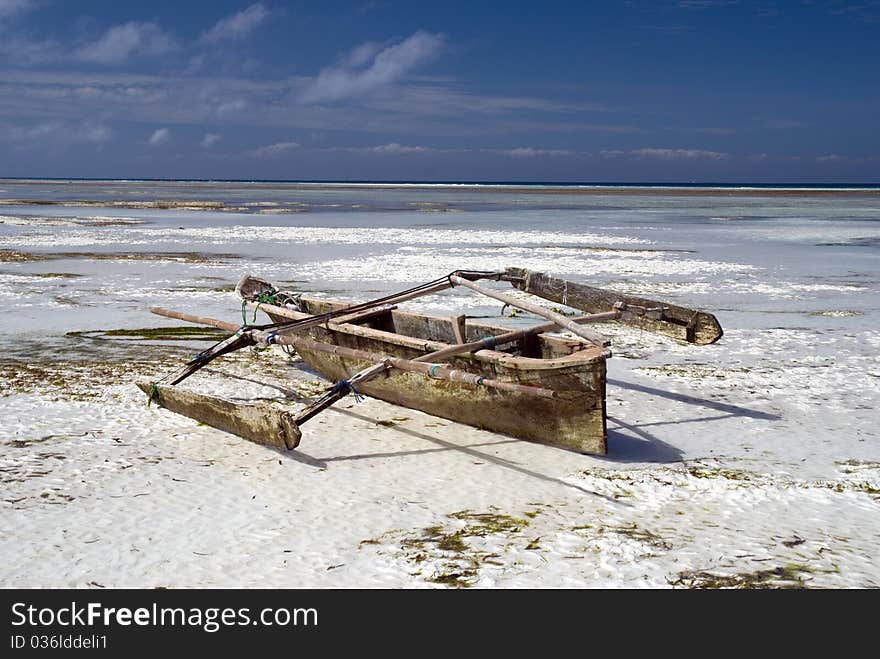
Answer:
[300,30,444,103]
[816,154,844,162]
[77,21,176,64]
[499,147,574,158]
[247,140,300,157]
[148,127,170,145]
[202,3,269,43]
[327,142,454,154]
[201,132,222,148]
[341,41,383,68]
[215,98,247,116]
[602,148,728,160]
[79,123,112,143]
[4,119,111,146]
[0,69,617,142]
[365,142,430,154]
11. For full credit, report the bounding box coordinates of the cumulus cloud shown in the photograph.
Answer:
[299,30,444,103]
[341,41,383,68]
[201,3,269,43]
[77,21,176,64]
[201,133,222,148]
[148,127,170,145]
[247,140,300,157]
[602,148,728,160]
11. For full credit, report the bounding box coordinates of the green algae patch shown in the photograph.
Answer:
[670,564,813,589]
[606,523,672,550]
[51,251,243,263]
[0,249,51,262]
[375,416,411,427]
[836,459,880,473]
[819,480,880,497]
[685,464,754,482]
[447,510,530,535]
[0,352,183,401]
[68,326,230,342]
[33,272,83,279]
[1,249,242,263]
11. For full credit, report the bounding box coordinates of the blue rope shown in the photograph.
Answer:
[332,379,364,403]
[429,364,441,378]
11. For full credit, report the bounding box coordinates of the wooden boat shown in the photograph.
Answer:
[141,269,722,455]
[251,294,610,454]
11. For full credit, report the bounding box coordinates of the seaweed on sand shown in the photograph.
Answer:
[670,564,813,589]
[364,508,532,588]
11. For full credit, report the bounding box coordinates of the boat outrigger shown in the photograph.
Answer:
[138,268,722,455]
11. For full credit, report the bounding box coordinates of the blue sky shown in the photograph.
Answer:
[0,0,877,182]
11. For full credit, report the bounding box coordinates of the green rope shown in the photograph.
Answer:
[242,291,281,324]
[147,382,159,407]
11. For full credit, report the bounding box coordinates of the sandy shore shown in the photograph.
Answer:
[1,181,878,588]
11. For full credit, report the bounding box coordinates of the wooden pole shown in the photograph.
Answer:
[244,301,616,360]
[149,307,566,400]
[448,275,611,347]
[277,335,568,399]
[450,314,467,344]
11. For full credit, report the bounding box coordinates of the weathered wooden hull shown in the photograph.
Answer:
[505,268,723,345]
[136,381,301,449]
[259,297,609,454]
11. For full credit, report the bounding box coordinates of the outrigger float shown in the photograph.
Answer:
[139,268,722,455]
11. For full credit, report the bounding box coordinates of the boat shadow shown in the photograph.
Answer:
[324,409,626,504]
[204,370,776,479]
[209,368,622,501]
[600,377,783,463]
[608,378,782,421]
[604,417,684,464]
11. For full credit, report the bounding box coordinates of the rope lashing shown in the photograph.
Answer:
[429,364,442,378]
[147,382,159,407]
[242,290,281,324]
[331,379,364,403]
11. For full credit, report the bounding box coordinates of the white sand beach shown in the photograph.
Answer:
[2,181,878,588]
